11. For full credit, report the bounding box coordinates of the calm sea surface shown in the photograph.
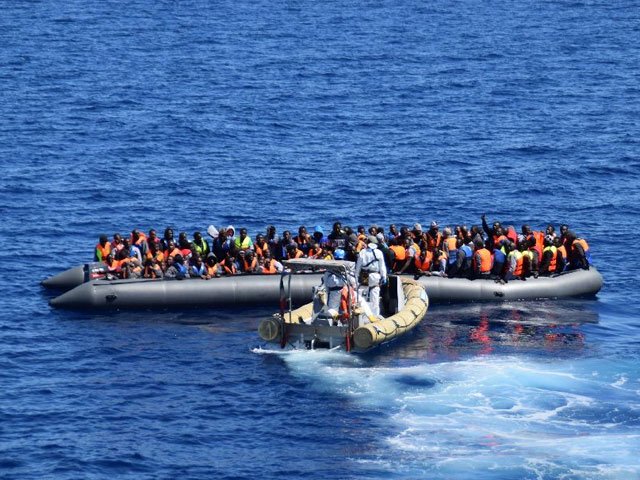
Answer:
[1,1,639,478]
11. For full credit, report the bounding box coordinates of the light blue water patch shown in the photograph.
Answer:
[280,354,640,479]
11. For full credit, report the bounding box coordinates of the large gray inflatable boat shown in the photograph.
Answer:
[46,265,603,310]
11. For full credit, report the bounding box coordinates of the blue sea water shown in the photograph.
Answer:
[1,0,639,478]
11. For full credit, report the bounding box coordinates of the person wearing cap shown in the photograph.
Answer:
[355,235,388,317]
[425,221,442,251]
[94,235,112,262]
[412,223,424,243]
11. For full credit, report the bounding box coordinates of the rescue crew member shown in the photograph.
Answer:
[355,235,387,317]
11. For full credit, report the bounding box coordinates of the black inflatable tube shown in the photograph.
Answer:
[49,268,603,310]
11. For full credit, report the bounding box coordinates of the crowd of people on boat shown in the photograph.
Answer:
[93,215,592,281]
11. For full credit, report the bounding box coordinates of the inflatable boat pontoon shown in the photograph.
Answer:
[46,265,603,310]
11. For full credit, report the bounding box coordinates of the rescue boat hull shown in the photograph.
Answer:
[258,278,429,353]
[48,268,603,310]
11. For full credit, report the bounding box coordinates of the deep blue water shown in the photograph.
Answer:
[1,0,639,478]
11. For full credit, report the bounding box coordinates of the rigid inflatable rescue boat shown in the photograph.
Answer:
[46,263,603,310]
[258,259,429,352]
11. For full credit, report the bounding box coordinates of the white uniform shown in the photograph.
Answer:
[355,244,387,317]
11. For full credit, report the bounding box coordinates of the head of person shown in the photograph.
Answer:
[366,235,378,248]
[368,224,378,235]
[357,225,365,235]
[546,225,555,235]
[206,253,217,265]
[174,254,184,265]
[106,253,114,264]
[239,228,248,240]
[167,240,176,250]
[226,226,235,238]
[560,224,569,236]
[131,229,141,242]
[494,226,503,236]
[164,227,173,240]
[332,222,342,234]
[113,233,122,245]
[218,228,227,240]
[474,238,484,250]
[267,225,276,237]
[313,226,323,242]
[298,226,307,237]
[193,231,202,243]
[521,225,532,235]
[282,230,291,241]
[149,229,157,241]
[99,234,109,246]
[389,224,397,235]
[413,223,423,236]
[256,233,265,244]
[429,221,439,233]
[193,254,202,266]
[246,250,255,261]
[442,227,452,238]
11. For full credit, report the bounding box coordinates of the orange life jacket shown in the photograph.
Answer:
[534,231,545,254]
[573,238,589,253]
[254,242,269,258]
[262,260,277,274]
[414,251,433,272]
[426,232,442,250]
[548,249,557,272]
[444,237,457,252]
[390,245,406,261]
[288,249,303,259]
[475,248,492,273]
[130,231,147,246]
[206,264,218,276]
[339,286,355,320]
[221,259,237,275]
[242,257,257,272]
[96,242,112,262]
[557,245,567,260]
[513,254,524,277]
[493,234,508,247]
